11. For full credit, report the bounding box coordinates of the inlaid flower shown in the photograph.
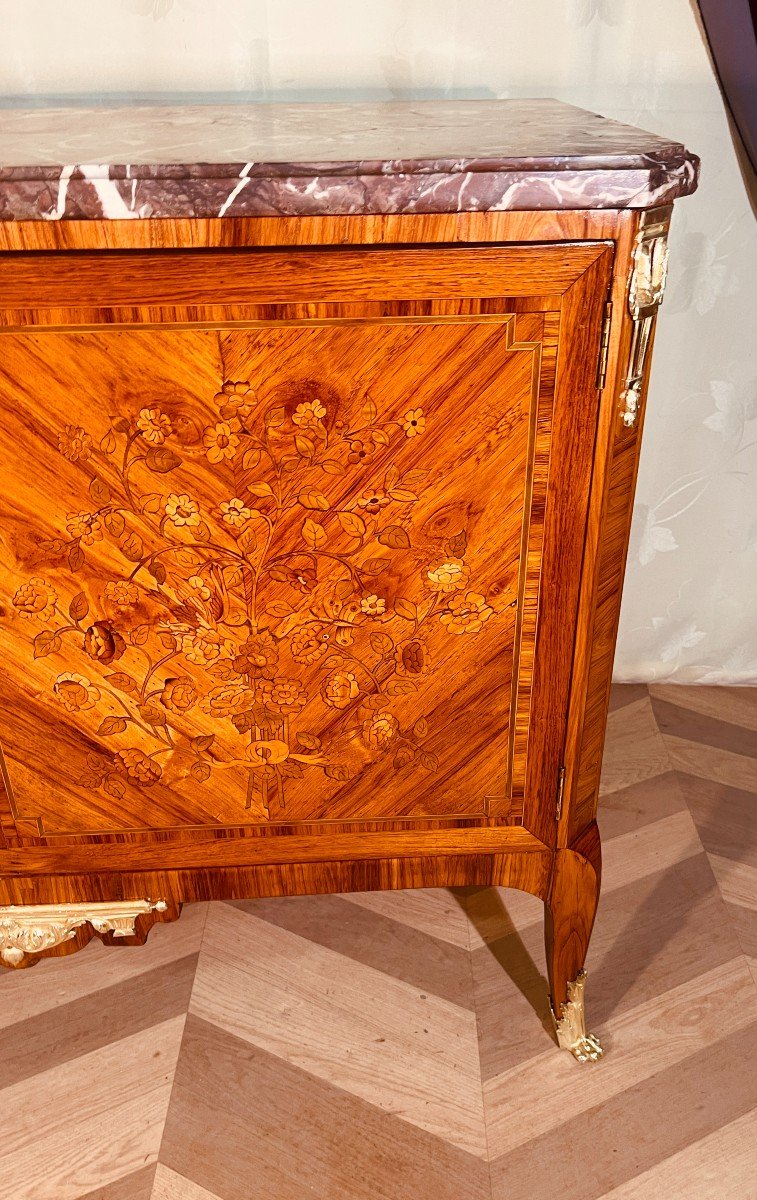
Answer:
[203,421,240,463]
[322,671,360,710]
[58,424,93,462]
[12,577,57,622]
[426,558,470,594]
[362,711,399,749]
[66,511,103,546]
[136,407,172,444]
[165,493,201,528]
[278,564,317,594]
[290,622,331,663]
[220,498,253,528]
[183,625,234,666]
[292,399,326,428]
[360,594,386,616]
[440,592,493,635]
[188,574,211,600]
[233,630,279,678]
[83,621,127,664]
[401,408,425,438]
[215,381,254,422]
[53,673,100,712]
[394,636,431,678]
[160,676,198,713]
[347,437,378,465]
[104,580,140,606]
[258,677,308,715]
[356,487,390,514]
[201,683,257,717]
[116,748,162,786]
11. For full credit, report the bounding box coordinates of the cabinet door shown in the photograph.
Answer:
[0,244,610,848]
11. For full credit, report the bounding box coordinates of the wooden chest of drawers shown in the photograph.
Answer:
[0,99,698,1059]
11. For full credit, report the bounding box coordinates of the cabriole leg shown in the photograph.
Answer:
[544,825,603,1062]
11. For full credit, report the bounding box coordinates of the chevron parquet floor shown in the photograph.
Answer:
[1,684,755,1199]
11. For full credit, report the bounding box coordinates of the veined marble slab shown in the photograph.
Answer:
[0,98,699,220]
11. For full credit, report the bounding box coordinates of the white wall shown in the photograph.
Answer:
[2,0,755,682]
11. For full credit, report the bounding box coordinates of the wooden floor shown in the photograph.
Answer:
[1,684,755,1200]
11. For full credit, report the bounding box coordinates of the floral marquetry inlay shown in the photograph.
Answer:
[0,317,541,833]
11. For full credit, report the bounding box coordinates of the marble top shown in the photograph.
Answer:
[0,98,699,221]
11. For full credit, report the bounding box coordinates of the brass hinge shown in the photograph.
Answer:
[556,766,566,822]
[596,301,613,391]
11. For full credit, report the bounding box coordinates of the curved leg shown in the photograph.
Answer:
[544,823,603,1062]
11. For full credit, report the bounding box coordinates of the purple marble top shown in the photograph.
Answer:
[0,98,699,221]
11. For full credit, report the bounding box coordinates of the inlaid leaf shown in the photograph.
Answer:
[298,489,330,511]
[68,542,85,572]
[420,751,439,772]
[158,632,177,651]
[362,556,390,575]
[413,717,429,740]
[97,716,128,736]
[447,530,468,557]
[140,493,163,515]
[280,759,304,778]
[388,488,418,503]
[69,591,89,622]
[238,528,258,556]
[264,406,286,427]
[89,476,111,506]
[295,435,315,458]
[324,764,350,782]
[130,623,150,646]
[302,517,327,549]
[242,447,261,471]
[394,598,417,621]
[207,660,234,680]
[393,745,415,769]
[145,447,182,473]
[386,679,418,696]
[337,511,366,539]
[377,525,411,549]
[191,761,211,783]
[139,703,166,726]
[106,671,140,697]
[370,631,393,654]
[361,398,377,424]
[100,431,117,454]
[372,429,390,446]
[104,511,126,537]
[384,464,401,490]
[33,630,61,658]
[266,601,293,618]
[248,481,275,499]
[110,415,130,433]
[191,734,215,753]
[333,578,354,600]
[103,776,126,799]
[38,537,67,558]
[321,459,346,475]
[120,532,144,562]
[322,654,345,669]
[296,732,322,751]
[148,560,167,585]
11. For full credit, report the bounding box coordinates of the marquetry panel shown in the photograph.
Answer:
[0,299,560,840]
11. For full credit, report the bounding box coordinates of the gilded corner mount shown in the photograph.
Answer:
[551,969,603,1063]
[621,214,670,429]
[0,899,168,967]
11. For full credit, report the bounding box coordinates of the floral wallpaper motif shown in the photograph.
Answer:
[11,374,500,818]
[1,0,754,681]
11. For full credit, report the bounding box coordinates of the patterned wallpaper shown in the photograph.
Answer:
[1,0,755,682]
